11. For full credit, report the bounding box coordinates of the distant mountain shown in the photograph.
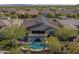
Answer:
[0,4,77,7]
[0,4,32,6]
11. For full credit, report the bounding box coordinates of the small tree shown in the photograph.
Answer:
[58,13,65,16]
[56,27,78,41]
[67,14,78,18]
[47,13,55,18]
[47,36,62,53]
[66,42,79,53]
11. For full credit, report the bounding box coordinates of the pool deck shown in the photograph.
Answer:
[30,48,44,52]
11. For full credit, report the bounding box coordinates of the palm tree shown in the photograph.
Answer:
[1,25,26,50]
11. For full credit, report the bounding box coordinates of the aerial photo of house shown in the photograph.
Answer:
[0,4,79,54]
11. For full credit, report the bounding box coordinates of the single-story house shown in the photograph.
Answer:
[22,16,60,42]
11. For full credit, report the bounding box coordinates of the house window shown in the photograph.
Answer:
[32,31,45,34]
[47,31,54,37]
[49,31,54,35]
[34,38,41,42]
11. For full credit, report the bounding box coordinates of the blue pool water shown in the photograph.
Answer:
[29,42,44,49]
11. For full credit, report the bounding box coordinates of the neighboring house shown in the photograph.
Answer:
[10,19,23,26]
[16,10,27,15]
[0,20,6,32]
[0,20,6,29]
[27,9,40,16]
[0,17,11,20]
[40,9,54,16]
[22,16,60,42]
[0,17,11,28]
[1,19,11,26]
[55,9,65,14]
[0,17,23,28]
[16,9,40,18]
[55,9,76,14]
[74,9,79,14]
[57,18,79,30]
[64,9,76,14]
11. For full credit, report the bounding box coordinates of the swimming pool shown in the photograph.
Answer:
[29,42,45,49]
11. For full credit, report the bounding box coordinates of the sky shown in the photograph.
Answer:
[0,0,78,5]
